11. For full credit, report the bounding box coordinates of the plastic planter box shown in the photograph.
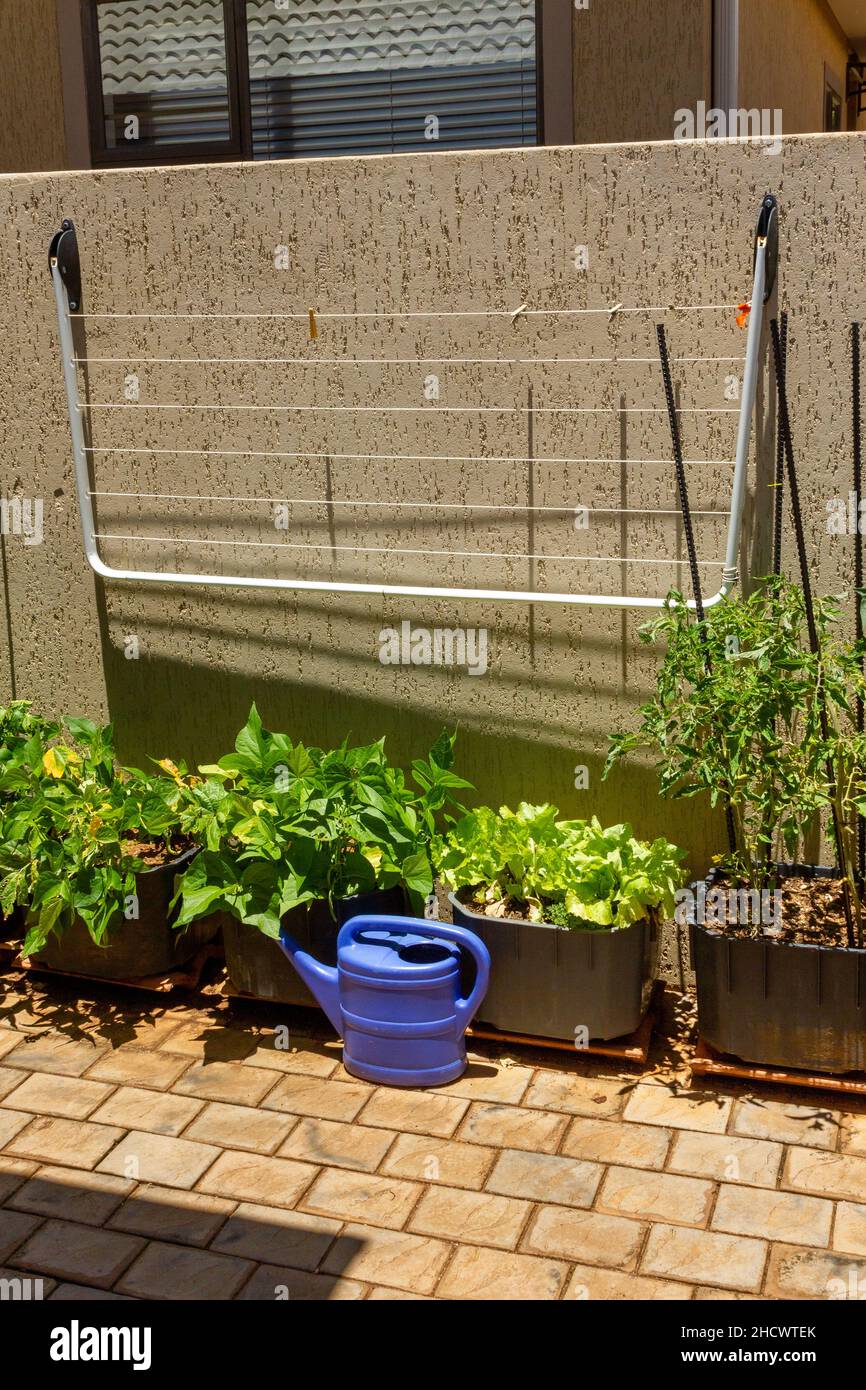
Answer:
[32,847,219,980]
[688,864,866,1074]
[449,892,658,1041]
[223,884,409,1007]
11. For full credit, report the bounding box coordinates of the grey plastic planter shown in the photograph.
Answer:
[449,892,658,1041]
[688,864,866,1074]
[32,848,219,980]
[224,885,409,1007]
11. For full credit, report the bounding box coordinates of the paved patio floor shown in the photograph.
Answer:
[1,974,865,1301]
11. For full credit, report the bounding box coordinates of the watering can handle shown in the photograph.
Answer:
[338,914,490,1024]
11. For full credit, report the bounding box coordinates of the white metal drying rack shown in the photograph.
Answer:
[49,195,778,609]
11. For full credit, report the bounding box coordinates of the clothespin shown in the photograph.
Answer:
[736,302,751,328]
[608,302,623,319]
[308,307,318,340]
[510,303,528,323]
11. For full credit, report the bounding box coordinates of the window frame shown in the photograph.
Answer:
[81,0,249,166]
[80,0,546,167]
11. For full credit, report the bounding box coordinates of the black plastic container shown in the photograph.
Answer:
[449,892,658,1041]
[33,847,219,980]
[223,884,410,1007]
[688,864,866,1074]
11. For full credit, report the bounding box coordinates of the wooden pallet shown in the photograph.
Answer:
[11,942,221,995]
[466,981,664,1064]
[690,1037,866,1097]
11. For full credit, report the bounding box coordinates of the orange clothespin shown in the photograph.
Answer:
[736,302,751,329]
[308,307,318,340]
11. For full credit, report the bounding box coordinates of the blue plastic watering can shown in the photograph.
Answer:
[279,914,491,1087]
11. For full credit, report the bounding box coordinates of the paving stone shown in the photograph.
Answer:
[96,1131,220,1188]
[197,1150,317,1208]
[565,1265,693,1300]
[598,1165,714,1227]
[623,1083,732,1134]
[732,1096,840,1150]
[667,1130,783,1188]
[409,1185,531,1249]
[3,1035,108,1077]
[485,1148,602,1208]
[457,1103,568,1153]
[839,1113,866,1156]
[85,1047,193,1091]
[242,1040,340,1077]
[693,1287,765,1300]
[156,1017,257,1062]
[523,1206,644,1270]
[833,1202,866,1257]
[440,1062,534,1105]
[437,1245,568,1301]
[0,1068,28,1100]
[356,1087,469,1138]
[6,1116,124,1169]
[0,1156,37,1201]
[641,1224,766,1292]
[278,1117,396,1172]
[366,1286,431,1300]
[321,1222,451,1295]
[117,1239,253,1300]
[89,1086,204,1137]
[210,1202,340,1270]
[300,1167,422,1230]
[238,1264,366,1300]
[95,1013,189,1051]
[562,1115,671,1170]
[0,1032,23,1061]
[49,1283,133,1301]
[261,1073,370,1123]
[185,1101,295,1154]
[8,1165,133,1226]
[1,1072,113,1120]
[0,1209,42,1261]
[523,1070,627,1118]
[10,1219,144,1289]
[0,1108,31,1148]
[172,1059,279,1106]
[108,1184,234,1246]
[783,1146,866,1202]
[765,1243,866,1299]
[379,1133,495,1190]
[712,1183,832,1247]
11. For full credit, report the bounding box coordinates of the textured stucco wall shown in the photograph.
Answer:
[739,0,855,134]
[0,0,67,174]
[571,0,713,145]
[0,134,864,984]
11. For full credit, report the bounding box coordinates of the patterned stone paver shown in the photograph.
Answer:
[3,974,866,1300]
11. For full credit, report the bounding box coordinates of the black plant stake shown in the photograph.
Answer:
[771,312,788,576]
[771,318,856,948]
[657,323,738,859]
[853,321,864,942]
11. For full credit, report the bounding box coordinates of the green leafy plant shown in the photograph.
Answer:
[436,802,684,929]
[604,576,866,921]
[0,717,187,955]
[171,705,472,937]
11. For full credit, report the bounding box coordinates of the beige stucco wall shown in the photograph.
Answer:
[571,0,713,145]
[0,133,864,987]
[0,0,67,174]
[739,0,856,133]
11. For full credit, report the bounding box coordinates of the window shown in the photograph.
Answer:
[82,0,539,166]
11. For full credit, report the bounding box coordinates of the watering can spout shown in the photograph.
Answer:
[278,927,342,1034]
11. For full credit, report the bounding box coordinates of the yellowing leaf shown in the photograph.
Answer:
[156,758,182,782]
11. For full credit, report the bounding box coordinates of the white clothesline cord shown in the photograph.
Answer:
[74,354,747,367]
[83,402,739,415]
[84,447,737,466]
[93,531,725,566]
[90,489,730,517]
[72,303,744,322]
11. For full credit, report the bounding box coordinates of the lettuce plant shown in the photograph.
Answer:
[0,718,185,955]
[437,802,684,929]
[171,705,471,937]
